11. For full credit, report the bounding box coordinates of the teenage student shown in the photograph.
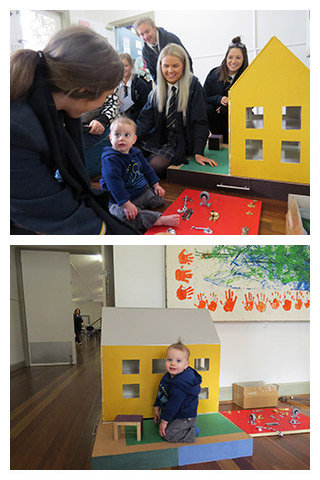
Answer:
[204,36,249,143]
[10,25,139,235]
[118,53,152,122]
[134,17,193,83]
[136,43,218,177]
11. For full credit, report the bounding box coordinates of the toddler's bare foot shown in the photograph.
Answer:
[154,214,180,227]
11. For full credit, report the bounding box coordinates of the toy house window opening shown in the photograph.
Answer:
[199,387,209,399]
[281,141,301,164]
[152,359,166,374]
[194,358,210,371]
[246,107,264,129]
[122,360,140,374]
[282,106,301,130]
[123,384,140,398]
[245,139,263,161]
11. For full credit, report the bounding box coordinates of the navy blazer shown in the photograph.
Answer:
[126,74,152,122]
[203,66,242,109]
[136,75,209,165]
[142,27,193,82]
[10,100,138,235]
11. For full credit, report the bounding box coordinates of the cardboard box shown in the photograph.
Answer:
[232,381,278,409]
[286,194,310,235]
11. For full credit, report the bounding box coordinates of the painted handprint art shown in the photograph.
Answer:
[167,246,310,321]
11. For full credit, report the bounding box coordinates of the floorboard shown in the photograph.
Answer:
[11,339,309,470]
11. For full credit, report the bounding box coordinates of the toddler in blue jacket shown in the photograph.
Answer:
[100,116,180,233]
[154,341,202,443]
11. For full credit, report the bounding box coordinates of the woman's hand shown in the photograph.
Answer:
[221,96,229,106]
[89,120,105,135]
[195,154,218,167]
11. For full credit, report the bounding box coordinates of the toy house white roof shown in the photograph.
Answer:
[101,307,220,346]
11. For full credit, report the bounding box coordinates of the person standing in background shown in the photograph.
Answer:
[73,309,83,344]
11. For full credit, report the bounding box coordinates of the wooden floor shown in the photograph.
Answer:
[91,177,287,235]
[11,339,310,470]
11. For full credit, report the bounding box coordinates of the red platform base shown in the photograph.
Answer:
[221,407,310,437]
[145,188,262,235]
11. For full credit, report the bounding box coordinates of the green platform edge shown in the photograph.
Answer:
[91,447,178,470]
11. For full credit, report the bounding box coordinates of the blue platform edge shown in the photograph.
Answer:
[178,437,253,466]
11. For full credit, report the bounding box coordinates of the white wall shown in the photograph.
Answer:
[112,246,310,395]
[68,9,309,84]
[20,250,76,365]
[113,245,166,307]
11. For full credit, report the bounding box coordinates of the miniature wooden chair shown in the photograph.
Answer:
[113,414,143,441]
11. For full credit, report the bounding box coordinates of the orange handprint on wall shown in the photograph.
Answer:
[176,285,194,300]
[220,289,237,312]
[207,292,218,312]
[194,293,207,309]
[255,293,267,313]
[178,248,194,265]
[242,292,254,311]
[282,291,293,311]
[294,291,303,310]
[268,292,282,310]
[304,292,310,309]
[175,267,193,283]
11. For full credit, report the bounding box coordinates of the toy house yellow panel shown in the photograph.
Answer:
[229,36,310,184]
[101,307,221,422]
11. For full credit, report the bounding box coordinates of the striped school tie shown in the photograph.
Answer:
[167,86,177,130]
[124,85,128,97]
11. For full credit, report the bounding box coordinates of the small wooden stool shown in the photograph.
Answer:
[113,415,143,441]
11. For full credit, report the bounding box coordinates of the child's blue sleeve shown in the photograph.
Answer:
[160,386,186,422]
[100,154,130,206]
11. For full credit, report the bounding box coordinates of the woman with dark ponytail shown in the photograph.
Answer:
[10,25,139,235]
[203,36,249,143]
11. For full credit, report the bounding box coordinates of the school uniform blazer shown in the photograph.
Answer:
[142,27,193,82]
[10,100,139,235]
[136,75,209,165]
[127,74,152,122]
[203,66,242,111]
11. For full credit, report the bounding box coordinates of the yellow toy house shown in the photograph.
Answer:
[229,36,310,185]
[101,307,221,422]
